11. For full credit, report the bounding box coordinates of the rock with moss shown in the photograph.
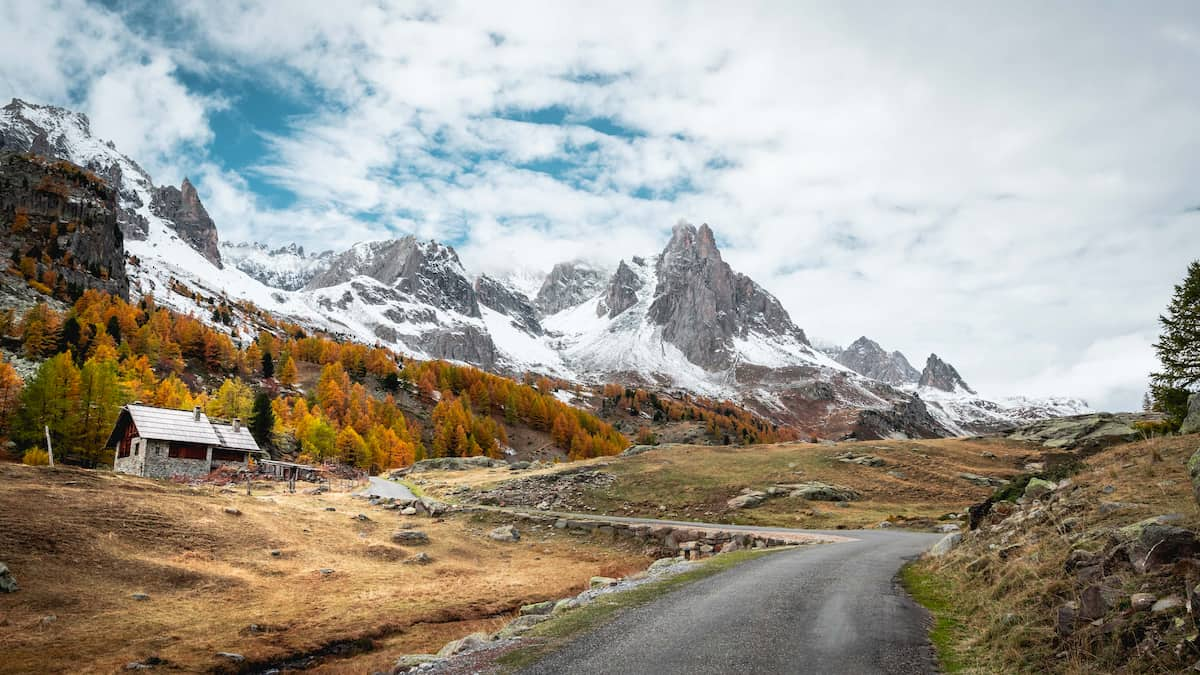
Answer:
[436,632,492,657]
[1023,477,1056,500]
[0,563,17,593]
[1181,393,1200,435]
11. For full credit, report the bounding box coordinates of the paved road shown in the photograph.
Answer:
[520,528,941,675]
[360,476,417,500]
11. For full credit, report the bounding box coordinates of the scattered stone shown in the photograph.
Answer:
[519,600,555,616]
[0,563,17,593]
[269,549,282,557]
[392,530,430,545]
[1078,585,1111,621]
[394,654,442,670]
[1101,485,1115,494]
[1130,593,1156,611]
[325,507,336,512]
[1151,596,1184,614]
[400,507,418,515]
[508,461,532,471]
[223,507,241,516]
[648,557,683,574]
[877,521,893,529]
[787,482,861,502]
[886,470,906,479]
[404,552,433,565]
[497,614,550,638]
[1097,501,1136,515]
[589,576,619,588]
[353,513,371,522]
[928,533,962,557]
[1024,477,1056,500]
[436,631,491,657]
[727,491,767,509]
[489,525,520,542]
[935,524,961,534]
[131,592,150,601]
[318,568,334,576]
[958,473,1008,488]
[215,653,245,663]
[981,451,997,459]
[40,614,56,627]
[1121,521,1200,571]
[834,451,886,467]
[1055,602,1078,636]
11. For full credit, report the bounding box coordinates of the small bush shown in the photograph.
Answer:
[22,448,50,466]
[1132,419,1175,437]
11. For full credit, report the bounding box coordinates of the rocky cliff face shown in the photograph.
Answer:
[307,237,480,318]
[534,261,607,315]
[919,353,976,394]
[476,274,542,335]
[647,223,808,370]
[151,178,221,267]
[596,259,643,318]
[836,336,921,386]
[852,395,951,440]
[0,152,128,299]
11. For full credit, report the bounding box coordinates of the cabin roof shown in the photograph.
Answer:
[105,404,263,453]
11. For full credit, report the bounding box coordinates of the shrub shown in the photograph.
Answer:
[22,448,50,466]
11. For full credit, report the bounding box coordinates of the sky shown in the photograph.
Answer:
[2,1,1199,411]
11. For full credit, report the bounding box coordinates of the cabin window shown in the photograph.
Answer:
[168,443,208,460]
[212,449,246,462]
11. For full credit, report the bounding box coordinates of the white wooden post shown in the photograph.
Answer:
[44,425,55,468]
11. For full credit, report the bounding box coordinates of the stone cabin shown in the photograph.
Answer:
[105,403,265,479]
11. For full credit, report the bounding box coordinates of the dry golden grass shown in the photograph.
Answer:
[421,437,1039,529]
[0,464,647,674]
[908,433,1200,674]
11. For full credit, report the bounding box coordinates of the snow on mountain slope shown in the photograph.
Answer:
[220,241,334,291]
[913,386,1092,436]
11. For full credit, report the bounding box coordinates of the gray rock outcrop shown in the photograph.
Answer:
[1181,393,1200,435]
[0,562,16,592]
[853,395,952,440]
[647,223,809,370]
[596,260,643,318]
[836,336,921,386]
[475,274,542,334]
[918,353,975,394]
[151,178,221,267]
[1007,413,1149,452]
[534,261,607,315]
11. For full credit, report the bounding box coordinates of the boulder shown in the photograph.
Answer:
[958,473,1008,488]
[1078,585,1111,621]
[403,552,432,565]
[409,456,503,472]
[394,654,442,670]
[787,482,860,502]
[1121,520,1200,571]
[1007,413,1147,451]
[488,525,521,542]
[508,461,532,471]
[620,445,655,457]
[589,576,619,588]
[392,530,430,545]
[0,563,17,593]
[1055,602,1078,636]
[1181,393,1200,435]
[1023,477,1056,500]
[727,491,767,509]
[519,600,555,616]
[1151,595,1184,614]
[1130,593,1156,611]
[928,533,962,557]
[130,592,151,601]
[400,507,418,516]
[223,507,242,516]
[436,632,491,657]
[496,614,550,638]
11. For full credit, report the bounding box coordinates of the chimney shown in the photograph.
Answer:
[233,418,241,433]
[193,406,201,422]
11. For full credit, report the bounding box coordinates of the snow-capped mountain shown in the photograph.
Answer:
[220,242,334,291]
[0,97,1091,439]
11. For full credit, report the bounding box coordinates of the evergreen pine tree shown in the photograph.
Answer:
[261,351,274,379]
[1151,260,1200,424]
[250,392,275,451]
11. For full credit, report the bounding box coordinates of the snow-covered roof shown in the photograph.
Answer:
[126,404,221,445]
[212,423,261,451]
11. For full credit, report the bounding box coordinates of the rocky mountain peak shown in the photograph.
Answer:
[151,177,221,267]
[476,274,542,335]
[596,259,644,318]
[534,261,608,315]
[648,222,808,370]
[836,336,921,386]
[306,237,480,318]
[919,353,976,394]
[220,240,334,291]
